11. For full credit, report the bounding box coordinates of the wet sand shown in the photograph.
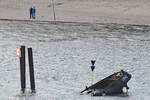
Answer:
[0,0,150,25]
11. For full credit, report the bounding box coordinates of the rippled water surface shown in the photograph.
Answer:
[0,20,150,100]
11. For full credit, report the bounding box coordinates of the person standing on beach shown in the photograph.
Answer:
[33,7,36,19]
[29,7,33,19]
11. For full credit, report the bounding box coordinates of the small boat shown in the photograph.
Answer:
[80,70,132,96]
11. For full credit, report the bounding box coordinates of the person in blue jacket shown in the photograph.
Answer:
[33,7,36,19]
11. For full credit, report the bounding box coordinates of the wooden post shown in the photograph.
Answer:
[28,48,36,93]
[20,46,26,93]
[52,0,56,21]
[91,71,94,85]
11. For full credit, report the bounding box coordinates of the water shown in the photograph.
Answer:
[0,20,150,100]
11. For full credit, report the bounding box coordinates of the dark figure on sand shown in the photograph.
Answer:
[33,7,36,19]
[29,6,36,19]
[29,7,33,19]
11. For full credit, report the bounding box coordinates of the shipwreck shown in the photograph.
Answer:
[81,70,132,96]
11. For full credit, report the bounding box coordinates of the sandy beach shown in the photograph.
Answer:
[0,0,150,25]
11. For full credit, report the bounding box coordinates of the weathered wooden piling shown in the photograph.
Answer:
[28,48,36,93]
[20,46,26,93]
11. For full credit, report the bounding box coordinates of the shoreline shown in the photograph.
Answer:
[0,18,149,27]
